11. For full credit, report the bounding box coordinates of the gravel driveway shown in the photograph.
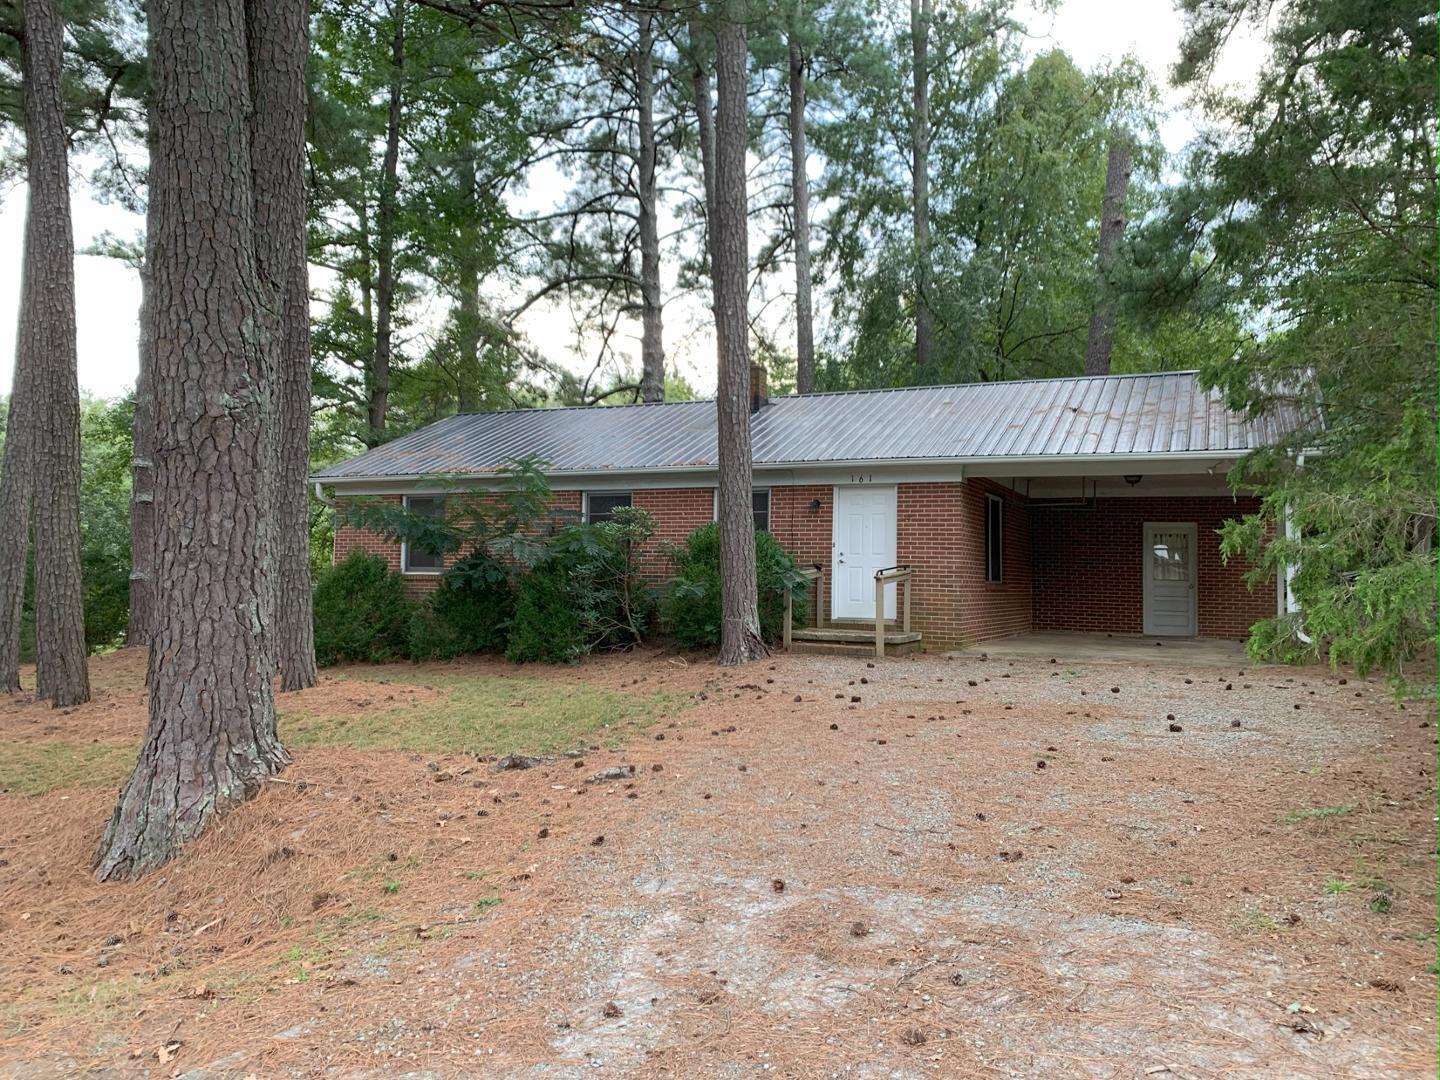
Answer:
[3,648,1435,1079]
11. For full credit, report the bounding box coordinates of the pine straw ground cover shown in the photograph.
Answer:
[0,646,1434,1078]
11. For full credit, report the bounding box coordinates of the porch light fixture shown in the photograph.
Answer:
[809,498,822,511]
[1124,474,1143,487]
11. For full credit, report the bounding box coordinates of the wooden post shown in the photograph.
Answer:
[903,575,911,633]
[875,576,886,659]
[783,588,793,651]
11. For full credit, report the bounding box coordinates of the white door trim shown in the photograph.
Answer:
[831,485,898,621]
[1142,521,1198,637]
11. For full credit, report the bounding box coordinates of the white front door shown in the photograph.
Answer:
[1142,522,1198,636]
[832,486,898,621]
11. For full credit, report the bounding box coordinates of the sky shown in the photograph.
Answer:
[0,0,1268,401]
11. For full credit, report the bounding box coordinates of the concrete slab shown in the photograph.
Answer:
[945,630,1253,666]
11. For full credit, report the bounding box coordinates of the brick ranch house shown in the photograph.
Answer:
[315,370,1299,653]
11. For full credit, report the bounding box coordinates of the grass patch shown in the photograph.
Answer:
[277,944,331,982]
[1277,804,1354,825]
[1237,909,1280,934]
[280,672,682,756]
[472,896,502,914]
[0,669,683,798]
[0,741,136,797]
[331,908,388,929]
[1324,878,1354,895]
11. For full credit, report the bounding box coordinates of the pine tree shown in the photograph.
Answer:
[708,0,765,666]
[95,0,292,880]
[1,0,90,706]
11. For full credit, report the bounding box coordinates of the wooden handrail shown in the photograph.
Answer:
[784,564,825,651]
[873,566,914,658]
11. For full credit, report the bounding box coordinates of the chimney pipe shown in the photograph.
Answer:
[749,362,769,413]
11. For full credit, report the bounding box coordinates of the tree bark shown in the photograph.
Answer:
[688,18,715,215]
[788,33,815,394]
[249,0,316,691]
[20,0,89,706]
[0,285,35,696]
[94,0,288,881]
[710,4,766,667]
[456,234,481,411]
[369,0,405,446]
[910,0,933,375]
[127,261,156,649]
[1084,133,1132,377]
[454,143,482,413]
[636,8,665,403]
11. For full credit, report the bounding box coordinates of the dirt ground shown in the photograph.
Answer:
[0,645,1435,1079]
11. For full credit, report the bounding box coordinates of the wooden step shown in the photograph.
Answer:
[791,627,921,645]
[788,626,923,657]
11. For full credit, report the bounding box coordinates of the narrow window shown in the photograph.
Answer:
[585,491,632,524]
[712,488,771,532]
[752,489,770,532]
[402,495,444,574]
[984,493,1003,583]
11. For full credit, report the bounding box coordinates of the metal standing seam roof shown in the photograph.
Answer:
[313,370,1302,482]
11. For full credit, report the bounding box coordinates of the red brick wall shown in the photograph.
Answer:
[333,493,407,575]
[331,485,1272,646]
[895,482,962,643]
[956,479,1033,643]
[891,479,1032,649]
[1030,496,1271,638]
[769,485,834,621]
[632,488,714,579]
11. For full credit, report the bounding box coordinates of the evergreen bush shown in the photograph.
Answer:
[312,550,416,665]
[661,522,807,648]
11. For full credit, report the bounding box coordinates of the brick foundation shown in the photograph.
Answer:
[331,483,1272,647]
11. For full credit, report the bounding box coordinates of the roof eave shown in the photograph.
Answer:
[310,449,1250,488]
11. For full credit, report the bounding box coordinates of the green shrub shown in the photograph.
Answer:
[505,557,586,663]
[313,551,416,665]
[409,549,514,660]
[565,507,657,649]
[506,508,658,663]
[661,522,807,648]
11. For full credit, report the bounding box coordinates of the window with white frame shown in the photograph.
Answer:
[585,491,632,524]
[711,488,771,532]
[984,493,1003,583]
[402,495,445,574]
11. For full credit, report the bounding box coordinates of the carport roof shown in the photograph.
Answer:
[314,370,1304,482]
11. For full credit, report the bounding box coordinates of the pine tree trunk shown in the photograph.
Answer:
[249,0,316,691]
[369,0,404,447]
[456,255,481,412]
[910,0,933,375]
[456,145,482,413]
[0,301,35,696]
[636,9,666,404]
[94,0,288,881]
[20,0,89,706]
[127,261,156,649]
[688,18,715,215]
[788,33,815,394]
[711,4,765,667]
[1084,134,1132,377]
